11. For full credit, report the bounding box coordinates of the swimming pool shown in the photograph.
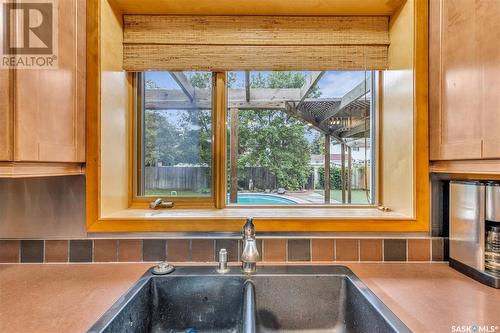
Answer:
[229,193,298,205]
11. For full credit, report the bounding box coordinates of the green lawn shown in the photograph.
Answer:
[315,189,371,204]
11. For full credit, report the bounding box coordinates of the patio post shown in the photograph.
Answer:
[229,108,239,204]
[341,142,346,203]
[347,146,352,203]
[324,134,331,204]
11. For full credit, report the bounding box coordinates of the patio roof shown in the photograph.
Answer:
[145,71,371,145]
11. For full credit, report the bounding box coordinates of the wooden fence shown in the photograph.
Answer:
[145,166,210,191]
[145,166,368,191]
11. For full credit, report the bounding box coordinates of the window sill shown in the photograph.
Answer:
[86,207,427,233]
[101,207,408,220]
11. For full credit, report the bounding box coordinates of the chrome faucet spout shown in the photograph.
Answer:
[241,217,259,274]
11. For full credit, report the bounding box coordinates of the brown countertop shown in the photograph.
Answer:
[0,263,499,333]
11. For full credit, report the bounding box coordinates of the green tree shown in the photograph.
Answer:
[236,71,318,191]
[310,132,325,155]
[318,165,346,190]
[186,72,211,88]
[176,72,214,166]
[238,109,312,190]
[144,111,179,166]
[178,109,212,166]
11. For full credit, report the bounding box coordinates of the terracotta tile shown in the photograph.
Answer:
[335,239,359,261]
[0,240,19,263]
[191,239,214,262]
[384,239,407,261]
[69,240,93,262]
[360,239,382,261]
[408,239,431,261]
[256,239,263,261]
[20,240,44,263]
[94,240,118,262]
[45,240,68,262]
[167,239,190,262]
[288,239,311,261]
[263,239,286,262]
[311,239,334,261]
[143,239,166,262]
[118,240,142,262]
[216,239,239,262]
[432,238,444,261]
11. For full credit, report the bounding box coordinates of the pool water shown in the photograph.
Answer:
[229,193,297,205]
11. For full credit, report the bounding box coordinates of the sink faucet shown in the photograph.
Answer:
[241,217,260,274]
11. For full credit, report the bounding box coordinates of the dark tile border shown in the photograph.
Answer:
[0,237,448,264]
[288,239,311,262]
[20,240,44,263]
[384,239,407,262]
[142,239,166,262]
[69,240,93,263]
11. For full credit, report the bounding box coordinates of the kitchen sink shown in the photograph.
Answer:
[88,266,411,333]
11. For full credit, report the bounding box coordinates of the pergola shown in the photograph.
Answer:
[145,71,372,204]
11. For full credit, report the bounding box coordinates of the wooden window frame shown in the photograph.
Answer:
[131,71,378,210]
[86,0,429,233]
[130,72,220,209]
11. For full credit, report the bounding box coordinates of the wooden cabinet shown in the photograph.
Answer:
[0,0,85,177]
[429,0,500,161]
[0,69,12,161]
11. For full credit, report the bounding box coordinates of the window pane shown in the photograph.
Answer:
[227,71,374,205]
[140,71,212,197]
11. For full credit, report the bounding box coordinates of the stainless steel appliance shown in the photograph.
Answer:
[485,183,500,275]
[449,181,500,288]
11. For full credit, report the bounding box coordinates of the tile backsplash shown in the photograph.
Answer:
[0,237,448,264]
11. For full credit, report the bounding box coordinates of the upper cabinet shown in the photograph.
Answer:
[0,0,85,177]
[429,0,500,161]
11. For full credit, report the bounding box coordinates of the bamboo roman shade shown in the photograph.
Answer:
[123,15,390,71]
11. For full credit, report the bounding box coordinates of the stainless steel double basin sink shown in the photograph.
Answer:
[88,266,411,333]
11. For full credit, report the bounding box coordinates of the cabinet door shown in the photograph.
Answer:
[14,0,85,162]
[440,0,483,160]
[480,0,500,158]
[0,69,12,161]
[430,0,500,160]
[428,0,442,160]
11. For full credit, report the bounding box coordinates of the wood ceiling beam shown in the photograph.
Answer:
[147,88,302,100]
[297,71,325,109]
[145,100,286,110]
[336,121,370,138]
[169,72,196,102]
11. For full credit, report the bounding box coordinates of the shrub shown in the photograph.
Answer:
[318,165,347,190]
